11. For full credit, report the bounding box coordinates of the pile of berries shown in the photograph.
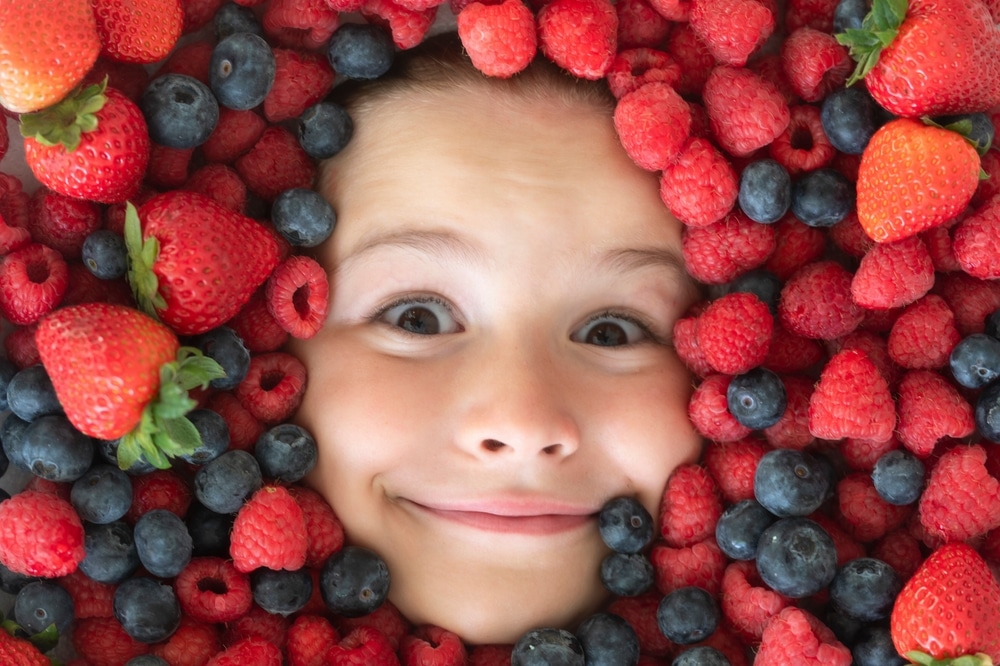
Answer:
[2,0,1000,664]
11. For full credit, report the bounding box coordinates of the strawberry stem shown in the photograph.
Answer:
[905,651,996,666]
[18,78,108,152]
[124,201,167,319]
[835,0,908,86]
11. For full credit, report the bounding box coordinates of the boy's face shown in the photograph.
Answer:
[289,84,702,644]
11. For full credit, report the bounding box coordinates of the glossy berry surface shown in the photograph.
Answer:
[81,229,128,280]
[297,101,353,160]
[714,498,776,561]
[70,463,133,524]
[254,423,318,484]
[754,448,831,517]
[738,159,791,223]
[829,557,901,622]
[790,168,855,227]
[871,450,925,506]
[755,517,838,598]
[140,74,220,149]
[209,32,276,111]
[319,545,391,618]
[14,579,75,635]
[598,496,654,554]
[656,586,719,645]
[511,628,585,666]
[949,333,1000,389]
[270,187,337,248]
[326,23,395,80]
[726,367,787,429]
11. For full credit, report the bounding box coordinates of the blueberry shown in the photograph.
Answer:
[575,612,640,666]
[210,32,276,111]
[949,333,1000,389]
[251,568,313,616]
[986,308,1000,339]
[755,517,838,598]
[726,367,787,430]
[297,101,353,160]
[714,499,777,561]
[186,502,234,557]
[82,229,128,280]
[753,448,831,517]
[656,587,719,645]
[821,86,880,155]
[134,509,193,579]
[126,657,171,666]
[1,413,30,471]
[254,423,318,483]
[192,326,250,391]
[0,426,9,478]
[270,187,337,248]
[181,408,230,465]
[672,646,732,665]
[851,626,907,666]
[0,560,39,595]
[319,546,390,618]
[0,488,8,502]
[193,449,262,514]
[825,609,864,646]
[140,74,220,149]
[600,552,654,597]
[79,520,141,584]
[975,379,1000,443]
[114,577,181,643]
[935,112,994,155]
[738,159,791,223]
[871,450,925,505]
[829,557,901,622]
[327,23,395,80]
[71,463,133,524]
[7,364,62,422]
[15,580,75,635]
[790,168,855,227]
[0,356,18,412]
[99,437,158,476]
[598,496,654,554]
[724,269,782,315]
[20,414,94,482]
[832,0,868,33]
[214,1,263,39]
[512,628,585,666]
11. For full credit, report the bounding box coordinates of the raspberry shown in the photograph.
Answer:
[702,65,790,158]
[58,569,115,619]
[154,38,214,83]
[263,48,336,123]
[763,325,825,374]
[648,0,689,20]
[779,261,864,340]
[828,210,874,259]
[288,486,346,567]
[456,0,538,78]
[235,125,317,202]
[361,0,437,49]
[326,626,401,666]
[681,209,775,284]
[851,235,936,311]
[659,463,723,547]
[607,592,675,658]
[0,242,69,326]
[780,27,851,102]
[937,271,1000,336]
[784,0,838,32]
[673,314,713,378]
[288,615,341,666]
[230,485,309,573]
[175,556,253,623]
[615,0,672,49]
[181,0,227,31]
[228,287,291,353]
[755,607,851,666]
[922,221,963,273]
[689,0,775,66]
[399,625,468,666]
[0,629,49,666]
[28,188,102,259]
[702,437,769,503]
[0,173,32,243]
[223,603,290,649]
[835,473,912,543]
[605,48,681,99]
[871,529,924,582]
[150,617,223,666]
[720,560,791,641]
[749,53,798,105]
[183,164,248,214]
[262,0,340,51]
[693,626,751,666]
[666,22,714,96]
[206,390,265,452]
[953,195,1000,279]
[125,468,192,524]
[839,434,899,473]
[695,292,773,375]
[265,255,330,339]
[809,349,896,442]
[235,351,308,424]
[21,476,72,501]
[201,108,267,164]
[649,537,727,596]
[536,0,618,80]
[469,644,514,666]
[205,637,283,666]
[4,322,41,368]
[336,599,411,651]
[61,261,134,308]
[0,490,84,577]
[689,373,753,442]
[661,137,739,229]
[613,82,691,172]
[920,443,1000,543]
[72,616,150,666]
[887,294,962,370]
[0,210,31,255]
[763,215,825,280]
[767,104,835,176]
[145,143,194,189]
[763,374,814,450]
[807,511,866,566]
[896,370,975,458]
[833,328,899,385]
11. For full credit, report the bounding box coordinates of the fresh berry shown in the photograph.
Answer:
[125,468,191,524]
[762,374,814,449]
[0,489,84,578]
[145,144,194,189]
[456,0,537,78]
[361,0,438,50]
[702,437,769,504]
[288,486,345,568]
[181,408,231,465]
[92,0,183,64]
[297,101,354,160]
[779,261,864,340]
[727,367,787,430]
[660,137,739,229]
[689,0,775,66]
[288,614,340,666]
[16,414,94,482]
[887,294,962,370]
[193,449,263,514]
[230,485,308,573]
[953,193,1000,280]
[254,423,317,484]
[205,636,283,666]
[871,450,925,506]
[6,363,62,422]
[262,0,340,51]
[851,235,935,310]
[192,326,250,391]
[82,229,129,280]
[790,167,854,227]
[326,23,396,80]
[57,569,115,619]
[696,292,773,375]
[0,624,58,666]
[201,107,268,164]
[209,33,276,112]
[614,82,691,172]
[809,348,895,442]
[600,552,654,596]
[235,351,308,423]
[897,369,974,457]
[829,557,901,623]
[754,448,831,518]
[175,556,253,623]
[215,2,263,38]
[320,546,391,618]
[755,607,851,666]
[140,73,220,149]
[780,27,851,102]
[657,586,719,645]
[114,576,182,644]
[605,47,681,99]
[719,559,790,642]
[263,48,335,123]
[938,271,1000,337]
[536,0,618,80]
[325,625,400,666]
[186,502,235,558]
[0,242,70,326]
[649,537,727,597]
[919,443,1000,543]
[689,373,754,442]
[235,124,317,201]
[659,463,723,547]
[714,499,776,561]
[78,520,140,584]
[511,628,585,666]
[755,517,838,598]
[820,85,881,155]
[738,159,791,224]
[134,508,193,578]
[598,496,654,554]
[14,578,75,635]
[270,188,337,249]
[702,65,789,158]
[251,567,313,616]
[72,615,151,666]
[681,210,776,285]
[228,287,291,353]
[951,333,1000,389]
[763,215,827,281]
[265,255,329,339]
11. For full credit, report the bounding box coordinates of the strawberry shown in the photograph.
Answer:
[856,118,981,243]
[890,541,1000,664]
[20,80,150,204]
[0,0,101,113]
[0,627,50,666]
[35,302,225,468]
[127,191,281,335]
[837,0,1000,118]
[92,0,185,64]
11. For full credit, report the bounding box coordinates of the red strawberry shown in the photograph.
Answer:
[0,626,50,666]
[890,541,1000,663]
[92,0,184,64]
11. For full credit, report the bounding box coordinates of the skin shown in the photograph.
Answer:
[289,82,703,645]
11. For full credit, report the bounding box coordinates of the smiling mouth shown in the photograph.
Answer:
[406,501,597,536]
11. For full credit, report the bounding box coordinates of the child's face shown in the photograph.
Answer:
[289,84,703,644]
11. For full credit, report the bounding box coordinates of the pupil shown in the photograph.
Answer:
[399,306,439,334]
[587,322,626,346]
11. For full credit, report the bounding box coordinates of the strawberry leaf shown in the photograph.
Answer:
[836,0,909,86]
[18,78,108,152]
[124,201,167,319]
[160,417,202,452]
[28,624,59,654]
[905,651,996,666]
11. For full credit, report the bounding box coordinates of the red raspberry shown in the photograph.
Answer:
[975,150,1000,205]
[361,0,437,49]
[288,615,341,666]
[0,209,31,255]
[839,434,899,472]
[183,164,247,214]
[659,463,723,547]
[205,637,282,666]
[72,616,150,666]
[0,629,49,666]
[457,0,538,78]
[661,137,739,229]
[807,511,866,565]
[763,214,826,280]
[784,0,838,32]
[808,348,896,443]
[763,324,825,374]
[0,112,6,160]
[607,592,675,658]
[666,22,714,96]
[853,235,937,311]
[779,261,864,340]
[922,221,963,273]
[615,0,672,49]
[613,82,692,172]
[692,626,751,666]
[896,370,974,458]
[228,287,291,353]
[749,53,798,105]
[828,209,874,258]
[702,65,790,157]
[780,27,851,102]
[720,560,791,641]
[763,374,814,450]
[81,58,150,104]
[5,323,41,368]
[887,294,962,370]
[702,436,769,503]
[181,0,227,31]
[235,351,308,424]
[767,104,835,176]
[399,625,468,666]
[61,261,134,308]
[223,603,290,649]
[263,48,335,123]
[288,486,346,567]
[235,126,317,202]
[265,255,330,339]
[0,173,31,239]
[681,209,775,284]
[695,292,773,375]
[755,607,851,666]
[28,188,101,259]
[920,443,1000,543]
[150,617,222,666]
[689,0,775,66]
[58,569,115,619]
[536,0,618,80]
[262,0,340,51]
[125,468,192,524]
[206,390,265,452]
[469,644,514,666]
[154,38,213,83]
[649,537,726,596]
[673,314,713,378]
[647,0,689,20]
[0,490,84,577]
[832,328,898,385]
[605,48,681,99]
[953,194,1000,279]
[936,271,1000,336]
[835,472,912,543]
[231,485,309,573]
[337,599,411,651]
[175,556,254,623]
[21,476,72,501]
[0,242,69,326]
[871,529,924,582]
[326,626,401,666]
[689,373,753,441]
[201,108,267,164]
[145,144,194,189]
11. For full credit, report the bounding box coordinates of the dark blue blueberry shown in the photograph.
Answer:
[21,414,94,482]
[99,437,157,476]
[656,587,719,645]
[575,612,640,666]
[755,517,838,598]
[140,74,220,149]
[0,560,40,594]
[724,269,782,316]
[512,628,585,666]
[193,449,262,514]
[327,23,395,80]
[79,520,141,584]
[0,431,7,479]
[297,101,353,160]
[210,32,276,111]
[0,357,18,412]
[935,112,994,155]
[0,488,8,503]
[319,545,390,618]
[738,159,791,223]
[7,364,62,422]
[790,168,855,227]
[134,509,193,579]
[830,557,901,622]
[871,450,925,505]
[126,656,171,666]
[192,326,250,391]
[71,463,133,524]
[753,448,831,517]
[672,646,731,666]
[986,308,1000,339]
[825,609,863,646]
[1,413,30,472]
[251,568,313,616]
[600,552,654,597]
[82,229,128,280]
[14,580,75,635]
[181,408,230,465]
[726,367,787,430]
[598,496,654,554]
[949,333,1000,389]
[254,423,318,483]
[186,502,234,557]
[714,499,777,561]
[821,86,880,155]
[832,0,868,33]
[975,379,1000,443]
[214,1,263,39]
[114,577,181,644]
[270,188,337,248]
[851,625,907,666]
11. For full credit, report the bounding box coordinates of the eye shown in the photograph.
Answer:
[572,312,651,347]
[375,297,461,335]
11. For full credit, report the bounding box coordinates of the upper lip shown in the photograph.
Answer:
[408,497,600,517]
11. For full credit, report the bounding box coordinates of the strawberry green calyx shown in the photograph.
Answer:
[18,77,108,153]
[906,652,995,666]
[116,347,226,470]
[123,200,167,318]
[836,0,908,86]
[1,616,60,660]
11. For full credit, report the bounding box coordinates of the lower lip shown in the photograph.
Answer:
[414,504,595,536]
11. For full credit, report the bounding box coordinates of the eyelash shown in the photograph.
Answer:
[580,309,667,347]
[367,295,458,332]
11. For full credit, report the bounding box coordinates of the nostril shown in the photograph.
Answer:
[482,439,506,452]
[542,444,561,455]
